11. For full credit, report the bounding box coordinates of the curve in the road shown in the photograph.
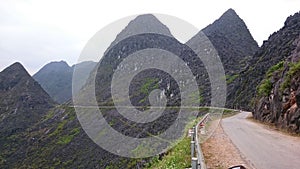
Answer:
[222,112,300,169]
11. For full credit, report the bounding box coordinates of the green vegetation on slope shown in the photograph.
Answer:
[140,78,159,95]
[226,74,239,84]
[187,91,204,104]
[266,61,284,78]
[145,137,191,169]
[57,128,80,145]
[138,78,160,104]
[144,108,236,168]
[144,112,208,169]
[258,79,272,96]
[281,61,300,91]
[257,61,284,96]
[287,61,300,76]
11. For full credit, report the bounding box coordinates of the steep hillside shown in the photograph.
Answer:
[34,61,96,103]
[233,11,300,110]
[202,8,258,64]
[34,21,258,167]
[108,14,173,51]
[0,64,141,168]
[33,61,73,103]
[187,9,259,107]
[79,13,203,142]
[0,62,54,166]
[71,61,98,94]
[252,11,300,133]
[1,14,198,168]
[3,9,294,168]
[0,105,136,168]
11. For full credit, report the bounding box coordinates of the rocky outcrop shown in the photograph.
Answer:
[233,11,300,110]
[187,8,259,108]
[202,9,258,64]
[0,62,54,132]
[253,11,300,133]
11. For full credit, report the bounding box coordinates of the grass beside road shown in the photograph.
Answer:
[145,137,191,169]
[144,108,240,168]
[145,113,206,169]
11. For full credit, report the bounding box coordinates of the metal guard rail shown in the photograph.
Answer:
[191,113,209,169]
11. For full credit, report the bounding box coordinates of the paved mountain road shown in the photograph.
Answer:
[222,112,300,169]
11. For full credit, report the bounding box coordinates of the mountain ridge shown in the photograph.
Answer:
[2,9,300,168]
[233,11,300,111]
[33,61,97,103]
[252,11,300,133]
[0,62,54,167]
[187,8,259,107]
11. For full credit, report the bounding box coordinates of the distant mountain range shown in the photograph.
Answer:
[33,61,97,103]
[1,9,300,168]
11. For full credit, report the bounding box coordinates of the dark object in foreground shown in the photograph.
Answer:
[228,165,246,169]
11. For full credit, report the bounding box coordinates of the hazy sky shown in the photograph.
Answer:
[1,0,300,75]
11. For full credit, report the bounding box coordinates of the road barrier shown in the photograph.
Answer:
[190,113,209,169]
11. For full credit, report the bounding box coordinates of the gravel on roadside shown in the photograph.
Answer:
[201,122,253,169]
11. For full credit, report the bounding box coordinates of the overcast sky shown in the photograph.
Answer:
[1,0,300,75]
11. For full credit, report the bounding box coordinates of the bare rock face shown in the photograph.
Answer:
[253,11,300,133]
[188,8,259,108]
[0,62,54,166]
[295,87,300,107]
[202,9,258,62]
[0,62,54,133]
[235,11,300,111]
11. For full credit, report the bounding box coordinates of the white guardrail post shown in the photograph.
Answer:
[192,157,198,169]
[191,140,195,158]
[191,113,209,169]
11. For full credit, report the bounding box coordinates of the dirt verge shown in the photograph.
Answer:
[201,122,252,169]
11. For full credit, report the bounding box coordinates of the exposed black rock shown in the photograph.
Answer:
[234,11,300,111]
[0,62,54,166]
[187,8,259,108]
[250,11,300,133]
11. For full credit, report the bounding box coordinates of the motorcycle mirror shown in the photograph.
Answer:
[228,165,246,169]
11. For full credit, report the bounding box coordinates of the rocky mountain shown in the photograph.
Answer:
[33,61,72,103]
[202,9,258,73]
[0,63,138,168]
[187,8,259,107]
[252,11,300,133]
[78,13,201,145]
[0,62,54,166]
[233,11,300,111]
[3,9,300,168]
[33,61,97,103]
[1,14,192,168]
[108,14,173,50]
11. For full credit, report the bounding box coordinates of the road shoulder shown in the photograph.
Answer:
[201,122,252,169]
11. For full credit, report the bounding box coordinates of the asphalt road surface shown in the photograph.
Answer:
[222,111,300,169]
